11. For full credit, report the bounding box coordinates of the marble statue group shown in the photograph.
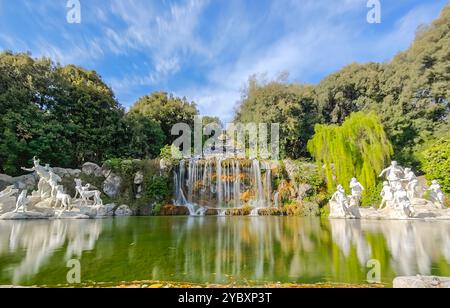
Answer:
[330,161,447,220]
[0,157,105,219]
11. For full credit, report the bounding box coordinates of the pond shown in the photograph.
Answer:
[0,217,449,286]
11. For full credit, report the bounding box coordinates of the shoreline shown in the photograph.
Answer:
[3,281,386,289]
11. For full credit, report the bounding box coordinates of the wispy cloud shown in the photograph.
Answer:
[0,0,448,122]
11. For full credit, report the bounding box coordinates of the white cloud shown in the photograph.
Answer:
[174,1,447,121]
[1,0,446,123]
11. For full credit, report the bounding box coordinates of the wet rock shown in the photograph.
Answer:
[0,174,13,191]
[82,162,103,177]
[394,276,450,288]
[103,173,122,198]
[12,174,37,191]
[257,208,283,216]
[160,205,189,216]
[205,209,219,216]
[73,205,98,218]
[94,204,116,217]
[115,205,133,217]
[0,198,16,214]
[134,171,144,199]
[54,210,90,220]
[0,211,49,220]
[53,167,81,178]
[297,184,313,200]
[283,159,299,182]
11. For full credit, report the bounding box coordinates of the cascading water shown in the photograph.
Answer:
[174,158,275,216]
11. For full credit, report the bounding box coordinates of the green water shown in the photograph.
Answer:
[0,217,449,286]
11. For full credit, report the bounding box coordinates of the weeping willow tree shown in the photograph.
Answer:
[308,112,393,196]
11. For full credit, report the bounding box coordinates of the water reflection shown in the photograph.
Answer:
[0,220,102,284]
[0,217,449,286]
[361,220,450,276]
[330,220,372,266]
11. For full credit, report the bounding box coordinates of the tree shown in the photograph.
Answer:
[234,75,319,158]
[232,4,450,167]
[130,92,199,145]
[307,112,393,196]
[421,138,450,194]
[315,62,384,124]
[0,52,167,175]
[115,114,165,159]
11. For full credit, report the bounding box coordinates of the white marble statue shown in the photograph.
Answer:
[48,171,60,199]
[21,157,52,199]
[74,179,103,207]
[393,186,415,218]
[14,190,29,213]
[403,168,420,200]
[329,185,351,218]
[379,181,394,210]
[54,186,72,211]
[74,179,83,200]
[428,180,445,209]
[379,161,404,187]
[350,178,364,200]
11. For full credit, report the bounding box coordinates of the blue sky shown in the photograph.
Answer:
[0,0,448,122]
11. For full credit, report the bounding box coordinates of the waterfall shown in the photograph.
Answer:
[233,160,241,208]
[274,192,280,208]
[217,158,223,207]
[264,161,272,208]
[252,160,265,208]
[174,158,274,216]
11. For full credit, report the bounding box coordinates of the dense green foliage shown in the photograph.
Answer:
[130,92,199,145]
[234,76,319,158]
[421,138,450,194]
[116,114,165,159]
[308,113,393,199]
[235,5,450,169]
[102,158,173,212]
[0,52,165,176]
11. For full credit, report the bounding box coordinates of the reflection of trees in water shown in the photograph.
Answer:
[168,217,329,283]
[0,220,102,284]
[170,218,450,284]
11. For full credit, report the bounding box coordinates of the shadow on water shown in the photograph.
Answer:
[0,217,449,286]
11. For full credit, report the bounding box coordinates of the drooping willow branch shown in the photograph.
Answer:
[308,112,393,194]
